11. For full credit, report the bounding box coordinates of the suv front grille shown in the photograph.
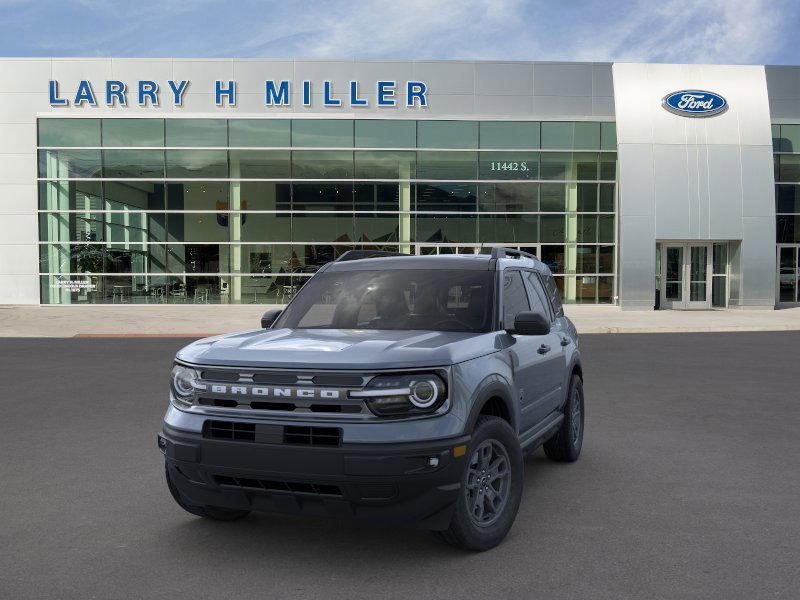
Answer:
[197,397,363,414]
[283,425,342,447]
[203,420,342,447]
[205,420,255,441]
[213,475,343,497]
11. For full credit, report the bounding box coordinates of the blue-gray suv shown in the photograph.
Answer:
[159,248,584,551]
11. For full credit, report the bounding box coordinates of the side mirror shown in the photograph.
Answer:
[261,309,282,329]
[510,311,550,336]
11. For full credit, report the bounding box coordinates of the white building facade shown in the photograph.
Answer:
[1,58,798,309]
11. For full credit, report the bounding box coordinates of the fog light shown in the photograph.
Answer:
[428,457,439,468]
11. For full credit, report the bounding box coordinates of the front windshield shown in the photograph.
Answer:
[274,269,496,333]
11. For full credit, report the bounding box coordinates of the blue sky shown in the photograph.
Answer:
[1,0,798,64]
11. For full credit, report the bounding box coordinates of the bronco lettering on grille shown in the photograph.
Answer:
[203,384,342,400]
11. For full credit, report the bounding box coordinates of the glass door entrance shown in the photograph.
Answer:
[660,243,712,309]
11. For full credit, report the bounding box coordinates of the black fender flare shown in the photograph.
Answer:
[463,374,517,434]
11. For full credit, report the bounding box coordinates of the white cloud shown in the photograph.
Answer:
[0,0,796,64]
[230,0,532,60]
[570,0,787,64]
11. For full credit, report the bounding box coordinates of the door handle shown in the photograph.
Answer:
[560,336,570,347]
[537,344,551,355]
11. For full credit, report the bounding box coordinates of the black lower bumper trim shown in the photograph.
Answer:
[161,424,470,530]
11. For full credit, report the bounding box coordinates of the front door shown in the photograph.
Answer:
[660,243,712,309]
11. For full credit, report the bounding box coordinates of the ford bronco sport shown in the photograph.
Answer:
[159,248,584,551]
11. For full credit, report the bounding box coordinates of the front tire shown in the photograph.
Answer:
[543,374,584,462]
[435,415,523,551]
[165,464,250,521]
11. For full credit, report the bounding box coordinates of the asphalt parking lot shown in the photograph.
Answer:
[1,332,799,600]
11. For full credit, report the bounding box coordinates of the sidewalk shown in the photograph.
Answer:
[2,304,800,337]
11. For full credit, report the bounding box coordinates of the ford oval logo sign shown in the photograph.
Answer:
[662,90,728,117]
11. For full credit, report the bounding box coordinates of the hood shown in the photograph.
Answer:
[176,328,501,370]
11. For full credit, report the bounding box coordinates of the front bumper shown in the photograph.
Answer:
[160,423,470,530]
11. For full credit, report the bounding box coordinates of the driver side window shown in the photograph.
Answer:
[502,271,531,329]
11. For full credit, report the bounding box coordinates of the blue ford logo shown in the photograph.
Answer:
[662,90,728,117]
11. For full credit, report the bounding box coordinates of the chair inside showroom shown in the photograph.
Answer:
[193,285,211,304]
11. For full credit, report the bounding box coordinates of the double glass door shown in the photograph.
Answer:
[661,243,712,309]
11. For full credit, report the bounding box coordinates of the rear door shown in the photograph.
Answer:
[501,270,555,432]
[523,271,568,416]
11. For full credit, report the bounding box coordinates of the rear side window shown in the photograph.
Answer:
[522,271,551,320]
[543,273,564,317]
[502,271,531,328]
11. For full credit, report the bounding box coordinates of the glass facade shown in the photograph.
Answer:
[774,124,800,304]
[37,118,617,304]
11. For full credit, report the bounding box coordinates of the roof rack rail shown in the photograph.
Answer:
[489,247,537,261]
[335,250,406,262]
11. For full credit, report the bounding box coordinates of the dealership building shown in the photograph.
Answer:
[0,58,799,309]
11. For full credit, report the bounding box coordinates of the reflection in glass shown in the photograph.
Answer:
[600,152,616,180]
[478,183,538,212]
[39,119,101,147]
[355,120,415,148]
[167,182,229,211]
[416,151,477,180]
[778,155,800,182]
[479,122,539,149]
[355,214,401,243]
[478,214,538,243]
[292,212,354,243]
[777,216,799,243]
[415,214,477,244]
[165,119,227,147]
[575,153,599,180]
[292,183,353,211]
[292,151,353,178]
[240,212,291,242]
[599,183,615,212]
[166,150,228,178]
[576,245,597,273]
[39,181,103,211]
[102,150,165,178]
[354,151,415,179]
[292,120,353,147]
[577,183,598,212]
[229,150,290,178]
[416,183,477,211]
[228,119,290,147]
[776,184,800,214]
[600,123,617,151]
[539,183,566,212]
[417,121,478,149]
[540,215,565,243]
[167,212,230,243]
[354,183,402,211]
[103,119,164,147]
[38,149,102,178]
[239,181,291,211]
[540,153,571,180]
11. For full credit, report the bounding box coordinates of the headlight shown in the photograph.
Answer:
[351,373,447,416]
[171,364,199,406]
